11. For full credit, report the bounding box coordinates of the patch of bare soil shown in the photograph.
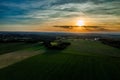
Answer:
[0,50,45,69]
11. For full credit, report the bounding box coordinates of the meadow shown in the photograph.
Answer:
[0,39,120,80]
[0,42,38,55]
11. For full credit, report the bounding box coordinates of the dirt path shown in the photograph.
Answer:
[0,50,45,69]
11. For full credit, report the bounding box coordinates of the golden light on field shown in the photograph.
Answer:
[76,20,85,26]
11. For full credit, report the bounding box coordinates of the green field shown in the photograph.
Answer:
[0,40,120,80]
[0,42,39,55]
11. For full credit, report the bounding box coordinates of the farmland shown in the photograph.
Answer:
[0,42,38,55]
[0,39,120,80]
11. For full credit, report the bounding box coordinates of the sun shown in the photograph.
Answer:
[76,20,85,26]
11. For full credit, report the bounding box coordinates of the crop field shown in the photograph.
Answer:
[0,40,120,80]
[0,42,39,55]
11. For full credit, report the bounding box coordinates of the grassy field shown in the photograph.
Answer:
[0,42,39,55]
[0,39,120,80]
[0,43,45,68]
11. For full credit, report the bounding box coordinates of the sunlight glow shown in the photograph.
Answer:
[77,20,85,26]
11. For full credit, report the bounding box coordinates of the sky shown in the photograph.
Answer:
[0,0,120,32]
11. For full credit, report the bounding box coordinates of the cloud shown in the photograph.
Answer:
[53,25,115,31]
[0,0,57,10]
[54,25,76,29]
[84,26,111,31]
[0,0,120,32]
[51,1,120,16]
[85,1,120,16]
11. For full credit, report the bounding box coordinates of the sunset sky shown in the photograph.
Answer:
[0,0,120,32]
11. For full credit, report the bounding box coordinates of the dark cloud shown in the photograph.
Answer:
[54,25,113,31]
[84,26,111,31]
[54,25,75,29]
